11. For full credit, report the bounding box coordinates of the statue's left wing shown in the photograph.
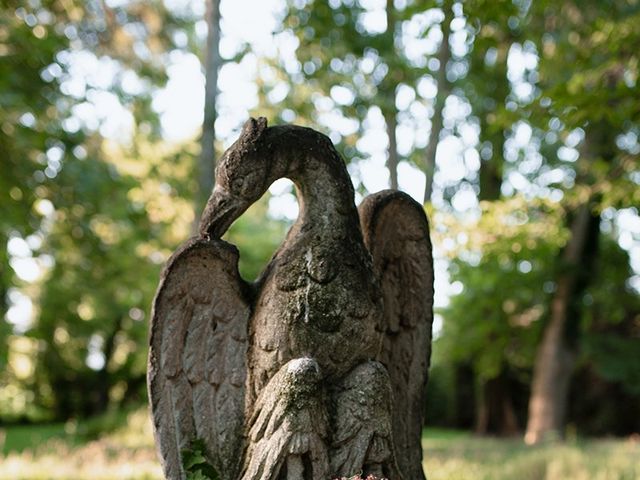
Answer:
[359,190,434,480]
[148,238,250,480]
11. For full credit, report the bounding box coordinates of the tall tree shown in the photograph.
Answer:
[381,0,400,189]
[32,139,196,418]
[196,0,222,220]
[422,0,452,204]
[0,0,198,419]
[465,0,521,436]
[433,0,640,440]
[254,1,447,194]
[523,0,640,443]
[464,0,517,204]
[0,0,68,372]
[525,202,600,442]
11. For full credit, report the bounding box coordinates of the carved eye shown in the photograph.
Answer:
[231,177,245,192]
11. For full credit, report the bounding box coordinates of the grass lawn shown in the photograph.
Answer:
[0,409,162,480]
[422,428,640,480]
[1,412,638,479]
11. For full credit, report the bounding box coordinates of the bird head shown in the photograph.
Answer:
[199,117,272,238]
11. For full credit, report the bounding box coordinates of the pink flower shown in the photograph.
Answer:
[331,475,388,480]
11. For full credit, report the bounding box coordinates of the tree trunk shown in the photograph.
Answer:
[385,111,399,190]
[468,57,510,433]
[196,0,222,222]
[422,0,452,204]
[475,370,519,436]
[95,316,124,413]
[525,118,610,444]
[478,134,504,200]
[473,128,512,435]
[524,204,600,443]
[476,43,509,202]
[383,0,399,191]
[453,362,476,429]
[0,267,8,372]
[469,29,514,433]
[123,373,148,404]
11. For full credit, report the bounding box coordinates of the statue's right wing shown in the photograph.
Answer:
[148,238,250,480]
[359,190,434,480]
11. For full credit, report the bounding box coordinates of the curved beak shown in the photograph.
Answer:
[198,187,250,239]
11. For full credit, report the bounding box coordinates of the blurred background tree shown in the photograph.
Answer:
[0,0,200,419]
[1,0,638,456]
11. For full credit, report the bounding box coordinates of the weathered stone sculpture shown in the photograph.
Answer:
[148,118,434,480]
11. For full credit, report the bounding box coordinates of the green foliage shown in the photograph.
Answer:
[1,422,66,455]
[181,439,219,480]
[252,0,452,188]
[423,357,457,427]
[435,197,566,380]
[579,237,640,396]
[522,0,640,209]
[0,0,199,420]
[583,334,640,394]
[0,0,74,374]
[430,0,640,436]
[24,138,197,419]
[434,194,640,432]
[224,195,290,282]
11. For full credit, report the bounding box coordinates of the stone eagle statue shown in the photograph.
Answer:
[148,118,434,480]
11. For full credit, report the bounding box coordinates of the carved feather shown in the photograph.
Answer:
[241,358,330,480]
[359,190,434,480]
[148,238,250,480]
[329,361,401,479]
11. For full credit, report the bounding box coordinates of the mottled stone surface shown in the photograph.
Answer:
[148,118,434,480]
